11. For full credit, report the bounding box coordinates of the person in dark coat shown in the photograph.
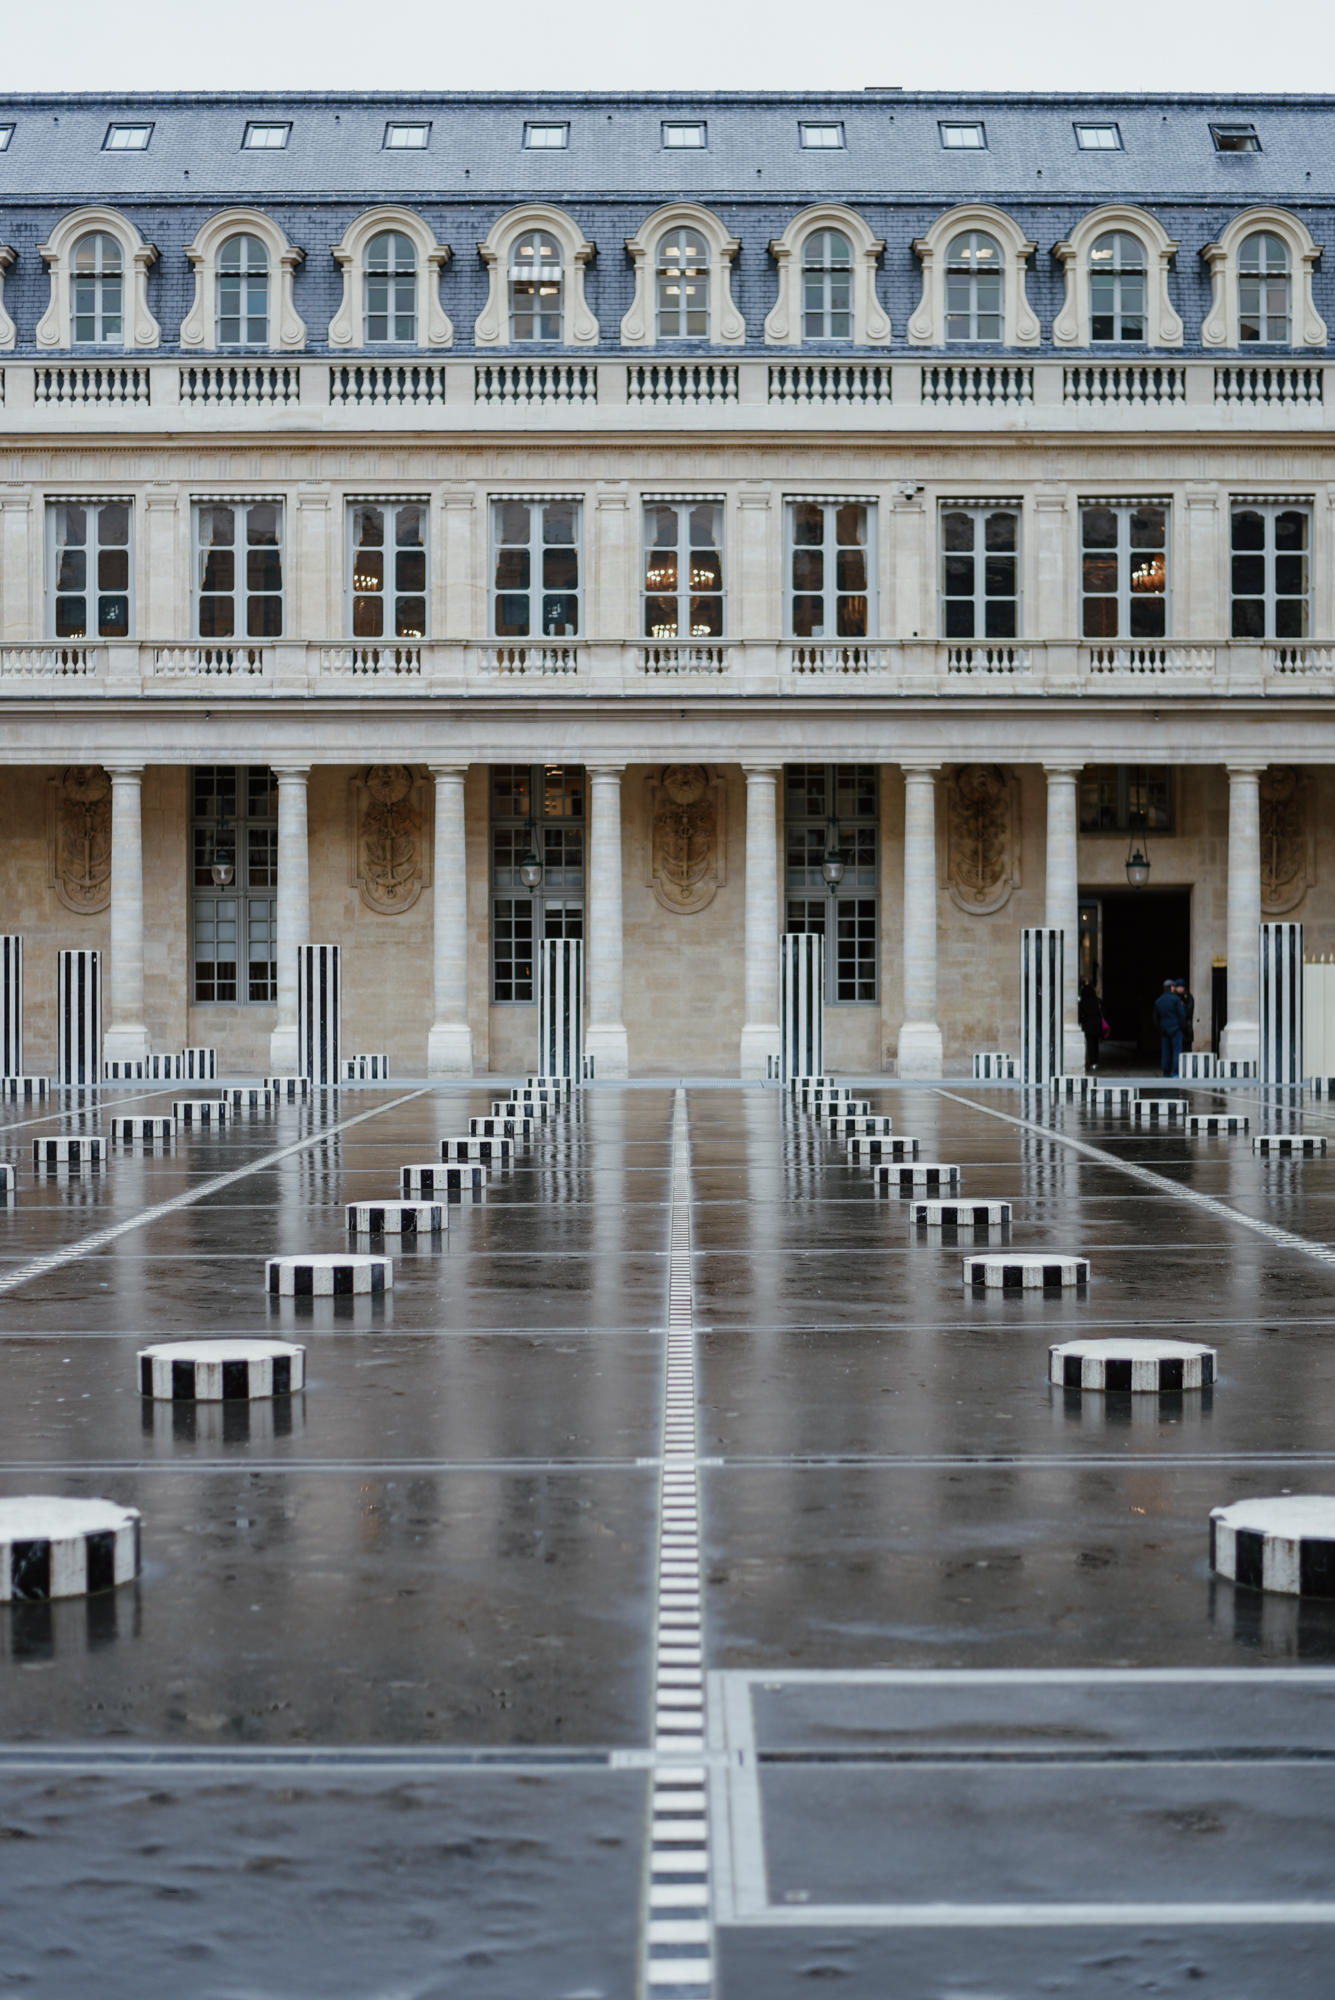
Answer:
[1078,979,1103,1074]
[1175,979,1195,1054]
[1153,979,1186,1077]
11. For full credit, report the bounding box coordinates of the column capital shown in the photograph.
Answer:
[900,763,941,780]
[1225,762,1266,779]
[102,762,145,780]
[585,761,626,777]
[1042,762,1084,780]
[741,762,782,779]
[272,764,311,781]
[427,762,469,781]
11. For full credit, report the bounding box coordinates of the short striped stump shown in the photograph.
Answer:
[139,1338,305,1401]
[264,1076,311,1100]
[0,1164,14,1195]
[810,1098,872,1121]
[266,1253,391,1297]
[1308,1077,1335,1098]
[493,1098,555,1121]
[471,1116,537,1141]
[104,1060,146,1080]
[173,1099,230,1125]
[223,1087,274,1111]
[1091,1086,1138,1108]
[346,1200,445,1236]
[440,1136,512,1164]
[1132,1098,1189,1123]
[1187,1114,1250,1136]
[401,1162,487,1199]
[147,1055,183,1080]
[33,1136,105,1167]
[875,1161,960,1191]
[0,1496,140,1601]
[1052,1338,1214,1391]
[1,1077,50,1100]
[180,1047,218,1080]
[967,1253,1089,1290]
[1219,1060,1258,1079]
[829,1116,895,1140]
[1255,1134,1327,1156]
[1180,1053,1218,1079]
[111,1116,176,1141]
[913,1199,1012,1227]
[1050,1075,1099,1099]
[797,1087,857,1108]
[525,1075,572,1090]
[973,1053,1017,1080]
[514,1084,566,1103]
[788,1075,834,1094]
[847,1135,920,1162]
[342,1054,390,1081]
[1210,1495,1335,1597]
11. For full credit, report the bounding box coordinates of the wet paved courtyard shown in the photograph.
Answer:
[0,1075,1334,1995]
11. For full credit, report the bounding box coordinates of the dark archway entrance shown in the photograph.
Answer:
[1086,888,1192,1068]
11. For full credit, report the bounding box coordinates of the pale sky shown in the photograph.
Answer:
[5,0,1332,95]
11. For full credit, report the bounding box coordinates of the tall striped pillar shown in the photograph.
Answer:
[780,932,824,1084]
[0,936,21,1077]
[538,938,584,1080]
[1020,927,1063,1087]
[57,950,101,1087]
[297,944,341,1086]
[1260,921,1303,1085]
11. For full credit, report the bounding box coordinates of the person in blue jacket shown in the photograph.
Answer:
[1153,978,1186,1077]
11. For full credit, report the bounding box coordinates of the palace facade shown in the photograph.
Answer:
[1,89,1333,1074]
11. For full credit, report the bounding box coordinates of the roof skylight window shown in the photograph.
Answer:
[243,122,291,150]
[0,126,13,153]
[384,121,430,149]
[1211,123,1261,152]
[103,123,152,151]
[800,121,845,149]
[940,121,986,149]
[524,122,569,149]
[1075,122,1122,150]
[662,121,706,148]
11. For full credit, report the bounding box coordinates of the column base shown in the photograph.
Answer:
[1220,1021,1259,1068]
[269,1024,299,1074]
[1063,1023,1086,1073]
[896,1020,944,1078]
[426,1022,475,1076]
[103,1025,150,1064]
[585,1022,629,1078]
[739,1022,781,1079]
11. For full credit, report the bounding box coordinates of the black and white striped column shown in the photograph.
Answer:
[0,936,21,1077]
[1260,921,1303,1086]
[297,944,341,1087]
[57,950,101,1087]
[538,938,584,1081]
[779,932,824,1085]
[1020,927,1063,1088]
[0,1496,140,1600]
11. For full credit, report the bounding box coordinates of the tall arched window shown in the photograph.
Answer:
[72,231,124,345]
[217,233,269,346]
[1239,230,1291,343]
[1089,231,1146,342]
[801,230,853,340]
[364,229,417,344]
[656,229,709,339]
[509,233,563,341]
[945,232,1002,342]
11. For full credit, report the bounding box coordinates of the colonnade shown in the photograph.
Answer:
[95,760,1269,1076]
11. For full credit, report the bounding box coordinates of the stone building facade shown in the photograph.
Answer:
[1,88,1334,1074]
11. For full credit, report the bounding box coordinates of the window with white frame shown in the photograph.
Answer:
[1230,503,1310,638]
[800,121,844,149]
[103,123,152,151]
[802,229,853,340]
[349,501,427,639]
[1080,502,1168,640]
[490,764,584,1002]
[72,232,124,345]
[0,126,13,152]
[1239,231,1291,343]
[384,122,429,149]
[524,122,568,149]
[48,500,131,640]
[643,501,724,638]
[1075,122,1122,150]
[191,766,278,1004]
[1089,230,1146,342]
[509,232,563,341]
[656,228,709,339]
[662,121,706,148]
[216,233,269,346]
[940,121,985,148]
[940,505,1020,640]
[945,230,1002,342]
[242,121,290,149]
[194,501,284,639]
[788,501,874,639]
[364,230,416,343]
[492,498,580,638]
[785,764,879,1003]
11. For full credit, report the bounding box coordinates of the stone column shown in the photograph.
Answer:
[739,764,781,1076]
[585,764,629,1076]
[103,764,150,1063]
[427,764,474,1074]
[897,765,943,1076]
[1044,764,1085,1071]
[1221,764,1264,1066]
[269,766,310,1073]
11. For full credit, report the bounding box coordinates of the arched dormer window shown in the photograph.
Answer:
[1089,231,1146,343]
[1201,208,1325,350]
[621,204,744,347]
[328,207,452,350]
[474,206,597,347]
[180,209,306,352]
[764,204,889,346]
[1052,206,1182,349]
[908,205,1039,348]
[35,206,160,351]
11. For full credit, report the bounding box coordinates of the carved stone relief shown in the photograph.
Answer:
[351,764,427,914]
[49,766,111,913]
[945,763,1020,915]
[1260,765,1315,914]
[646,764,725,914]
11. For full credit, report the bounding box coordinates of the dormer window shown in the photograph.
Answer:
[384,122,430,149]
[1211,123,1261,152]
[1075,123,1122,150]
[103,124,152,152]
[800,122,845,149]
[243,122,291,150]
[940,121,986,149]
[0,126,13,152]
[524,122,569,149]
[662,122,706,149]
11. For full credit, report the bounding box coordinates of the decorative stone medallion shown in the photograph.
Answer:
[647,764,724,915]
[946,763,1019,915]
[353,763,425,913]
[50,766,111,913]
[1260,766,1314,915]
